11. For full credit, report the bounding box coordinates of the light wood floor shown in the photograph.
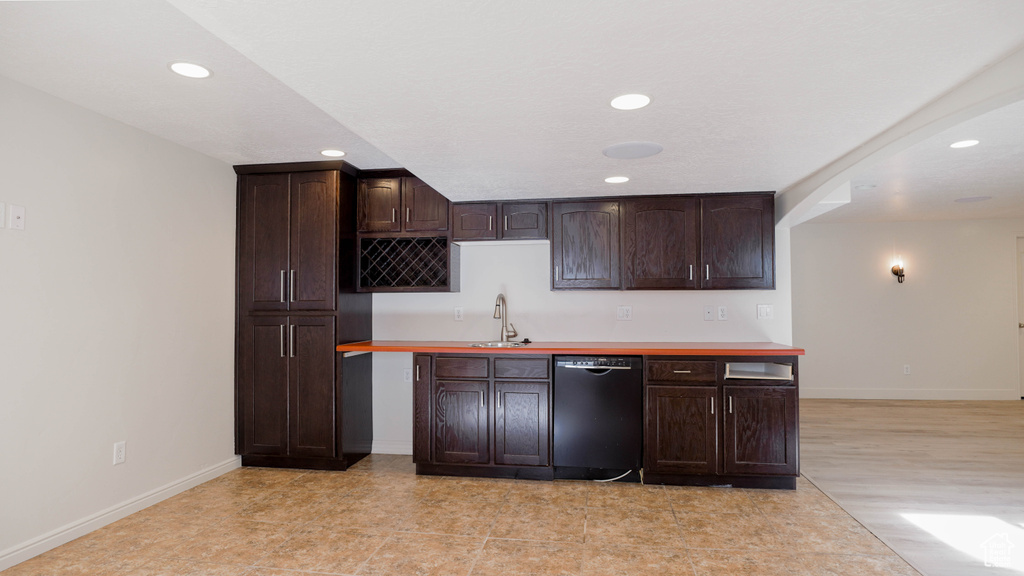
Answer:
[800,399,1024,576]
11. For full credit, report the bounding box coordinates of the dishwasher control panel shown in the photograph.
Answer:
[554,356,633,368]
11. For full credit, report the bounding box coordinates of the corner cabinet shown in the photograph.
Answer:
[234,162,373,471]
[413,353,553,479]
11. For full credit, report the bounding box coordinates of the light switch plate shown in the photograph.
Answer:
[757,304,774,319]
[9,205,25,230]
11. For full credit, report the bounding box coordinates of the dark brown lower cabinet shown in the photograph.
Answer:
[722,385,798,475]
[239,315,336,459]
[415,354,552,477]
[494,381,550,466]
[644,386,717,475]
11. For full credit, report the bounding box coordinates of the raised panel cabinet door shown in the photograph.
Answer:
[403,177,449,232]
[288,316,337,458]
[722,385,798,475]
[452,203,498,240]
[357,178,402,233]
[644,386,718,475]
[623,197,698,289]
[494,381,550,467]
[551,201,621,289]
[289,171,338,311]
[700,194,775,289]
[239,316,290,455]
[433,380,490,464]
[500,202,548,240]
[412,354,432,464]
[239,173,291,312]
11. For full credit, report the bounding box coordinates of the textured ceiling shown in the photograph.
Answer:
[3,0,1024,221]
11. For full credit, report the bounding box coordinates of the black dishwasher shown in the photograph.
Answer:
[553,355,643,481]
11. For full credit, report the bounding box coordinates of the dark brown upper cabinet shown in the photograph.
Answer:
[238,170,338,312]
[700,194,775,289]
[623,197,699,290]
[551,200,621,289]
[357,177,449,233]
[452,201,548,241]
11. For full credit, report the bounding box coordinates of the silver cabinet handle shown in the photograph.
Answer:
[673,370,692,374]
[504,215,509,230]
[497,390,502,409]
[290,270,296,302]
[407,208,411,223]
[728,396,733,414]
[711,397,714,415]
[415,365,420,381]
[488,216,492,230]
[689,265,693,281]
[555,266,559,282]
[706,265,710,281]
[479,390,485,408]
[392,208,396,223]
[280,271,286,302]
[280,325,285,358]
[289,324,295,358]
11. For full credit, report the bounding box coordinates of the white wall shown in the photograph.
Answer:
[371,230,794,453]
[0,76,238,567]
[792,219,1023,400]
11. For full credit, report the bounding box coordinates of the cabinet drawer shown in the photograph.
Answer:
[494,357,550,380]
[435,356,489,379]
[646,360,717,383]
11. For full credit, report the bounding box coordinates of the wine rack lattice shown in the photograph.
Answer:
[360,237,450,289]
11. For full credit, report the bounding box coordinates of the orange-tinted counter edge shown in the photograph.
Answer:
[336,340,804,356]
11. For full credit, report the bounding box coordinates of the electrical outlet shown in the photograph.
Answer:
[703,305,714,321]
[717,306,728,321]
[454,306,464,321]
[403,368,413,382]
[113,441,126,465]
[903,365,911,375]
[616,305,633,321]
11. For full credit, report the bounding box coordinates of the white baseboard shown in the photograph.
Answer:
[372,440,413,455]
[800,388,1020,400]
[0,456,240,571]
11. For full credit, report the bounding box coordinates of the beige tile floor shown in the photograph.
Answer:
[2,455,918,576]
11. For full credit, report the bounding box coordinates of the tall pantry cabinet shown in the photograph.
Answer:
[234,161,372,470]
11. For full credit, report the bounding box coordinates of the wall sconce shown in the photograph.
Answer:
[891,258,905,283]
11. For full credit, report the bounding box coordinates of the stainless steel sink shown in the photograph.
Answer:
[469,341,528,348]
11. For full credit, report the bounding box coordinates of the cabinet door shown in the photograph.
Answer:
[722,386,798,475]
[403,177,449,232]
[289,171,338,311]
[412,354,432,464]
[452,203,498,241]
[239,174,291,312]
[700,195,774,289]
[357,178,402,233]
[288,316,337,458]
[551,201,620,289]
[623,197,698,289]
[494,381,550,466]
[500,202,548,240]
[644,386,718,475]
[433,380,490,464]
[238,316,290,455]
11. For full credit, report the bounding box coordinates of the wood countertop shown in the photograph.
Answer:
[336,340,804,356]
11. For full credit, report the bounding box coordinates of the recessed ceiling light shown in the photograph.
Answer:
[605,176,629,184]
[853,184,877,191]
[169,62,211,79]
[954,196,992,203]
[610,94,650,110]
[603,141,663,159]
[949,139,979,149]
[320,149,345,157]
